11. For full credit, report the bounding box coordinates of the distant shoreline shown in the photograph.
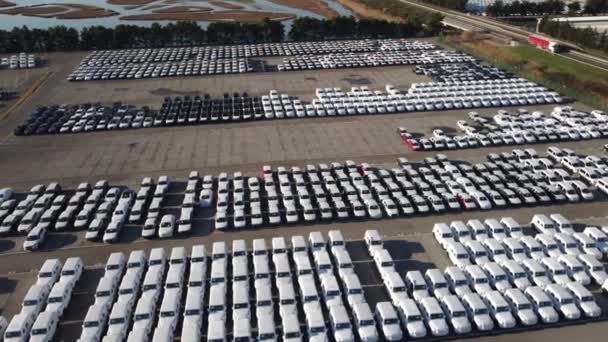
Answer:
[0,4,117,19]
[121,9,295,23]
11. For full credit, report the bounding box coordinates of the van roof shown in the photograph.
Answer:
[84,303,107,321]
[110,300,131,317]
[207,321,226,338]
[170,246,186,260]
[63,256,82,269]
[7,313,31,330]
[329,305,350,323]
[184,289,204,310]
[190,244,206,260]
[252,239,267,252]
[397,298,422,314]
[500,217,519,227]
[160,291,181,311]
[208,284,226,305]
[545,284,571,299]
[282,314,300,332]
[328,230,344,243]
[233,318,251,337]
[233,284,249,302]
[352,302,373,320]
[24,284,48,300]
[504,288,528,303]
[96,275,116,290]
[463,293,485,308]
[343,273,362,288]
[532,214,553,223]
[309,231,325,244]
[272,237,287,249]
[149,247,165,262]
[291,235,306,248]
[549,213,569,224]
[127,250,146,263]
[135,293,156,313]
[50,280,71,293]
[376,301,398,317]
[441,295,465,311]
[278,282,296,298]
[333,249,352,263]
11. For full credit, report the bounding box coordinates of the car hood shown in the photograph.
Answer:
[451,317,472,333]
[538,307,559,323]
[357,327,378,342]
[580,302,601,317]
[517,310,538,325]
[561,304,581,319]
[406,322,427,338]
[428,319,449,336]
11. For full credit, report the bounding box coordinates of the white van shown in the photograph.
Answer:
[232,240,247,262]
[502,238,527,262]
[211,242,227,260]
[541,258,571,285]
[524,286,559,323]
[37,259,62,288]
[253,255,270,281]
[444,266,471,298]
[482,262,511,293]
[309,232,326,251]
[521,259,551,289]
[207,284,227,322]
[352,303,378,342]
[577,254,608,285]
[118,271,141,303]
[504,288,537,326]
[142,266,164,297]
[342,273,365,308]
[60,256,83,286]
[181,291,204,341]
[232,285,250,320]
[463,240,489,265]
[500,260,531,290]
[252,239,268,256]
[329,305,354,342]
[424,269,450,300]
[281,314,302,342]
[405,271,430,302]
[462,293,494,331]
[46,281,72,315]
[467,219,489,241]
[291,235,308,256]
[305,307,327,342]
[433,223,455,248]
[190,244,206,264]
[333,249,354,279]
[210,259,227,285]
[314,250,333,275]
[519,236,546,261]
[373,249,395,274]
[374,302,402,341]
[256,315,276,342]
[395,299,427,338]
[446,242,471,269]
[170,246,187,265]
[364,230,383,254]
[131,293,157,337]
[80,304,109,341]
[189,262,207,290]
[439,295,472,334]
[272,237,287,255]
[328,230,346,252]
[531,214,557,234]
[450,221,472,243]
[320,274,343,308]
[381,271,407,306]
[106,299,133,340]
[294,254,313,276]
[207,322,226,342]
[484,218,507,240]
[94,276,118,309]
[233,318,251,342]
[545,284,581,320]
[255,280,274,318]
[482,291,516,328]
[535,234,562,258]
[482,239,508,263]
[564,282,601,318]
[273,254,292,283]
[572,233,602,259]
[464,265,491,295]
[549,213,574,234]
[279,281,298,318]
[300,280,321,315]
[21,284,50,318]
[500,217,523,238]
[554,233,581,256]
[558,254,590,285]
[148,248,166,271]
[419,297,449,336]
[4,313,34,342]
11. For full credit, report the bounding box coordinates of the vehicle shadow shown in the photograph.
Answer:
[41,233,77,251]
[0,277,17,294]
[118,225,142,244]
[0,239,16,253]
[385,239,425,260]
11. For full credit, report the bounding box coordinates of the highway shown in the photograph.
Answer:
[398,0,608,72]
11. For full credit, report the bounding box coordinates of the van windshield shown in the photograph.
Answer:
[186,309,201,316]
[474,308,488,315]
[24,299,38,306]
[84,321,99,327]
[384,318,399,325]
[161,311,175,317]
[31,328,47,335]
[209,305,224,312]
[260,333,275,340]
[135,314,150,321]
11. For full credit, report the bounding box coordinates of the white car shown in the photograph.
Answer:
[158,214,175,238]
[199,189,213,207]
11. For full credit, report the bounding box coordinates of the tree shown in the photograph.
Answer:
[568,1,581,15]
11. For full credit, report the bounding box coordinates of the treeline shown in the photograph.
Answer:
[539,16,608,53]
[289,15,444,41]
[585,0,608,13]
[0,15,444,53]
[421,0,468,11]
[486,0,567,16]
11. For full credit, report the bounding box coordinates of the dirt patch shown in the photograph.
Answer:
[267,0,338,18]
[0,0,14,8]
[209,0,244,10]
[153,5,213,13]
[121,9,295,23]
[0,4,117,19]
[149,88,201,96]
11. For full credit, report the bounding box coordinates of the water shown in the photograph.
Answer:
[0,0,352,31]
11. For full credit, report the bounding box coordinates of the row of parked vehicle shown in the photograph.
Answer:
[79,39,437,66]
[77,230,398,342]
[1,53,37,70]
[403,106,608,152]
[70,39,437,81]
[68,58,258,81]
[368,230,603,338]
[414,62,511,82]
[546,148,608,197]
[3,257,84,341]
[276,50,475,71]
[212,146,597,229]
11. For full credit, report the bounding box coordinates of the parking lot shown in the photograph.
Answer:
[0,37,608,342]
